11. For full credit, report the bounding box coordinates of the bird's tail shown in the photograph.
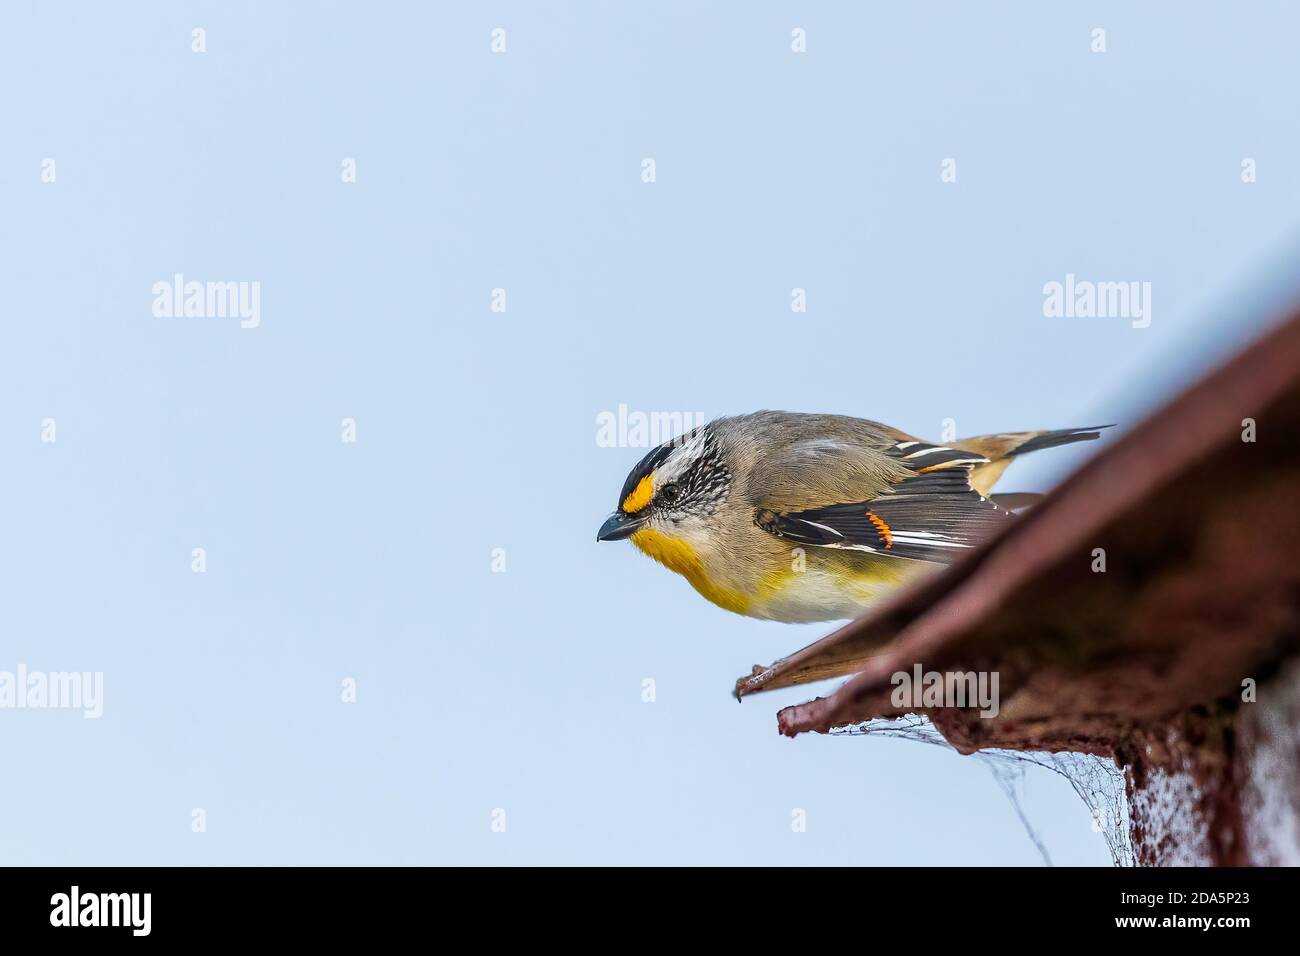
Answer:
[954,425,1113,495]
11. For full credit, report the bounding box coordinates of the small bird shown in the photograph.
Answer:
[596,412,1108,623]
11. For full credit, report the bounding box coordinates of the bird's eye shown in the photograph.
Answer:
[658,482,680,505]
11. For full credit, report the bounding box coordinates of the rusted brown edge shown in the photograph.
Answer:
[734,309,1300,720]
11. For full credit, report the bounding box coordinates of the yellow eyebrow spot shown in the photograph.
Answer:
[622,475,655,514]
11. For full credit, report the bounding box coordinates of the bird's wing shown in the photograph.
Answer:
[753,439,1014,563]
[746,430,917,512]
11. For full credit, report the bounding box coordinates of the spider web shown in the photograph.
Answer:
[829,715,1134,867]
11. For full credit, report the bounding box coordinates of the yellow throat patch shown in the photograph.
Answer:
[629,528,750,615]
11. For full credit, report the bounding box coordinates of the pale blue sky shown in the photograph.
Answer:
[3,2,1299,865]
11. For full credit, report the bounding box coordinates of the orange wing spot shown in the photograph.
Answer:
[864,510,893,548]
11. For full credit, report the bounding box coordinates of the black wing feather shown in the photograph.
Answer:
[755,448,1014,563]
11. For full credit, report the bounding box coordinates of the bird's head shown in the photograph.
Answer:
[596,427,732,550]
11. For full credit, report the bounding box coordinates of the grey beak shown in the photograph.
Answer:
[597,512,642,542]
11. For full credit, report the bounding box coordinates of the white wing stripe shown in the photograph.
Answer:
[902,445,954,459]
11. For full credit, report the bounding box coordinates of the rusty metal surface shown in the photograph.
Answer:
[733,310,1300,755]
